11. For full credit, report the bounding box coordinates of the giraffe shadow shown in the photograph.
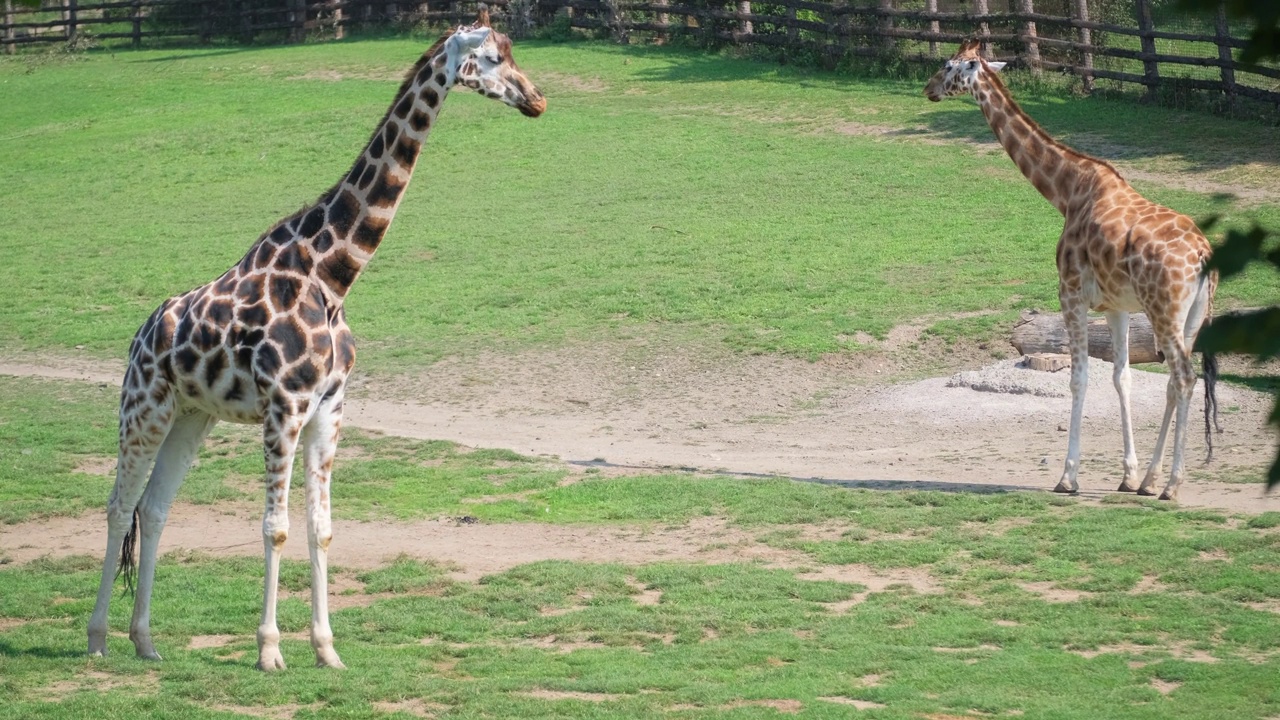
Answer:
[568,460,1037,495]
[0,639,85,659]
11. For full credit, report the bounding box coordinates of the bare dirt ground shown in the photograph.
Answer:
[1,332,1277,580]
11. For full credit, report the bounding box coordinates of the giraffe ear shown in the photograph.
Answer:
[987,61,1007,72]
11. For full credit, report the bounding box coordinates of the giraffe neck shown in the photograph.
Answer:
[301,46,454,300]
[972,73,1110,216]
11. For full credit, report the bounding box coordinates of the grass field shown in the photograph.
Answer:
[3,31,1280,720]
[3,376,1280,718]
[1,36,1278,373]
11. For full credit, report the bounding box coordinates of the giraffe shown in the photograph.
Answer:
[924,40,1219,502]
[87,8,544,671]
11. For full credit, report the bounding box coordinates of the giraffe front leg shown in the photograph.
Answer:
[257,409,303,672]
[302,397,345,669]
[1105,311,1141,492]
[1054,299,1089,495]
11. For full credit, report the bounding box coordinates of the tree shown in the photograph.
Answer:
[1179,0,1280,488]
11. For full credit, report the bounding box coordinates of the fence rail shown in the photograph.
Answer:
[4,0,1277,106]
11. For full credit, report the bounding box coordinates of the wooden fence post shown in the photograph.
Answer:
[926,0,938,57]
[738,1,751,36]
[1214,2,1236,109]
[67,0,78,43]
[200,0,212,44]
[242,0,254,43]
[132,0,142,48]
[878,0,894,54]
[3,0,14,55]
[655,0,668,44]
[972,0,990,57]
[786,2,796,45]
[1135,0,1159,101]
[1072,0,1094,93]
[334,0,345,40]
[1018,0,1040,73]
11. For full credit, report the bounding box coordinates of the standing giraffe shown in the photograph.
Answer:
[924,40,1219,501]
[87,9,544,670]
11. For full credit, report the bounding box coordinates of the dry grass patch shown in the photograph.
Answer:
[722,699,803,714]
[520,689,626,702]
[1018,581,1095,603]
[1150,678,1182,695]
[371,698,449,717]
[33,670,159,703]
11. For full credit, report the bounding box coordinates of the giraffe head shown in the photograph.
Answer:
[924,40,1007,102]
[446,7,546,117]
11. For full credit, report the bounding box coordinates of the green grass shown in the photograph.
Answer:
[5,371,1280,717]
[1,38,1277,372]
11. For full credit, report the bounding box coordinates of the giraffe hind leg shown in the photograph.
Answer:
[88,381,177,656]
[1054,299,1090,495]
[129,410,217,660]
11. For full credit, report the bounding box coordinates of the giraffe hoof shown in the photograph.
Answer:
[1052,482,1078,495]
[1136,487,1158,497]
[257,651,287,672]
[1116,482,1139,493]
[1158,491,1177,502]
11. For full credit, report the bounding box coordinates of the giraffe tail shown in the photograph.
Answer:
[1201,270,1222,464]
[1202,349,1221,464]
[115,509,140,596]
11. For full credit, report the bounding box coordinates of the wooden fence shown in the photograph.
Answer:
[4,0,1278,106]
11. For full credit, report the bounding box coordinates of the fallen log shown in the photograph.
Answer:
[1012,309,1163,364]
[1011,308,1252,364]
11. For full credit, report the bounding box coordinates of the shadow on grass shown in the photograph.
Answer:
[0,640,84,660]
[569,459,1035,495]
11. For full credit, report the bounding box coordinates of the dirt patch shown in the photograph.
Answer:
[1018,581,1095,603]
[34,670,159,702]
[2,338,1277,524]
[626,577,663,605]
[1150,678,1181,695]
[73,455,115,476]
[0,511,803,581]
[1130,574,1173,594]
[188,634,239,650]
[207,703,323,719]
[800,564,944,611]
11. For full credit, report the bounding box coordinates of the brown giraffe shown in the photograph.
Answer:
[87,8,544,671]
[924,41,1219,501]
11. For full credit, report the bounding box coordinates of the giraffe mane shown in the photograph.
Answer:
[980,61,1124,181]
[236,31,460,254]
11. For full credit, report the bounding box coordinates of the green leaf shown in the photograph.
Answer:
[1194,308,1280,359]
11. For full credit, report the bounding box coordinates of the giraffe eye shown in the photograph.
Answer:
[967,60,978,70]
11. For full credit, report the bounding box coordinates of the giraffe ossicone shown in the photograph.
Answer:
[924,40,1220,502]
[87,8,543,671]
